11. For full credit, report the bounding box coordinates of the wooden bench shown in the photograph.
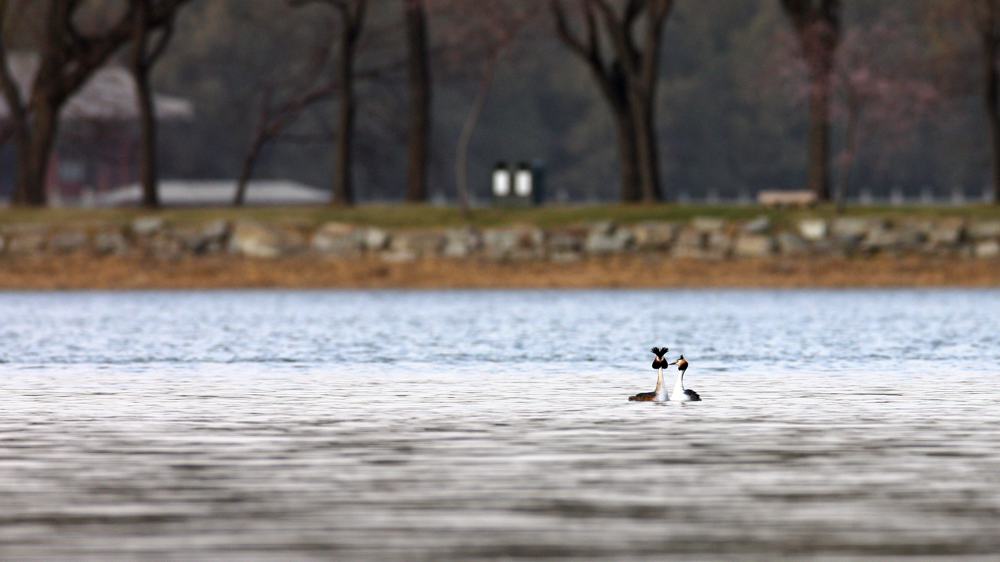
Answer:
[757,190,818,208]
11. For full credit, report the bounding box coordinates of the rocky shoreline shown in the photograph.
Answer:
[2,214,999,262]
[1,215,999,289]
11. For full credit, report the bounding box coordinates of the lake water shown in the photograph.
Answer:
[1,290,999,560]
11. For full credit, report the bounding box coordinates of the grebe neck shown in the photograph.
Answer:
[654,368,666,400]
[672,370,685,397]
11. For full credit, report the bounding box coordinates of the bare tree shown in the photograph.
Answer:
[0,0,183,206]
[433,0,536,213]
[233,83,339,206]
[551,0,673,203]
[129,0,187,209]
[452,49,498,214]
[780,0,841,203]
[232,2,411,206]
[293,0,368,206]
[404,0,431,203]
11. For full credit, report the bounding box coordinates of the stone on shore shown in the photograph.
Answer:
[390,231,444,258]
[974,239,1000,259]
[5,227,48,254]
[131,216,165,237]
[861,224,901,253]
[483,227,544,260]
[312,222,363,257]
[584,222,633,255]
[203,219,230,239]
[546,229,585,262]
[733,234,776,258]
[49,230,89,254]
[199,220,231,251]
[742,216,772,235]
[927,219,965,247]
[381,230,444,264]
[798,219,827,241]
[94,229,130,255]
[632,222,678,250]
[229,221,302,258]
[969,220,1000,240]
[671,229,709,259]
[691,217,726,233]
[178,220,230,254]
[442,228,481,258]
[776,232,809,256]
[362,228,390,251]
[831,217,873,239]
[148,233,185,261]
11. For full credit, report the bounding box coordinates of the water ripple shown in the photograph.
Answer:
[1,290,999,559]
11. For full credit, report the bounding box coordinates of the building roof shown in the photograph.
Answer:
[92,180,330,207]
[0,52,193,121]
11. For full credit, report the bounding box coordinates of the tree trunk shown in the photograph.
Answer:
[134,68,160,208]
[837,94,861,213]
[455,56,497,216]
[21,103,58,207]
[130,0,160,209]
[630,93,661,202]
[779,0,839,204]
[807,68,833,202]
[11,131,32,205]
[611,107,641,202]
[592,67,641,203]
[333,33,355,206]
[988,97,1000,206]
[404,0,431,203]
[985,28,1000,204]
[634,1,668,203]
[234,137,266,206]
[7,123,31,204]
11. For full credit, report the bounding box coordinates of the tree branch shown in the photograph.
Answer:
[0,0,28,127]
[589,0,639,80]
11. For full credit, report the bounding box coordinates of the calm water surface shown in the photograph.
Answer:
[1,290,999,560]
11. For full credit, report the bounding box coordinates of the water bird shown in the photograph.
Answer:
[668,355,701,402]
[628,347,670,402]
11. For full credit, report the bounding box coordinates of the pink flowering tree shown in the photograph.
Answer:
[773,9,940,208]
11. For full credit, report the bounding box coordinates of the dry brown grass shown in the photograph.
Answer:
[1,254,998,290]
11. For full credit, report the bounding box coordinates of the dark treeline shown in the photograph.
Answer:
[1,0,999,207]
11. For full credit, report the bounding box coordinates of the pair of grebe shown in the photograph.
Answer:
[628,346,701,402]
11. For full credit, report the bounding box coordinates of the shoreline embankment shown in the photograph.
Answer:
[2,209,999,289]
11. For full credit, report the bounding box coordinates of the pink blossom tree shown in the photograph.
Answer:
[773,9,939,208]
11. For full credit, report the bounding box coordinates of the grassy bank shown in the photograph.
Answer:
[2,203,1000,230]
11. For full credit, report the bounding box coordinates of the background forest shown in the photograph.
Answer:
[1,0,996,205]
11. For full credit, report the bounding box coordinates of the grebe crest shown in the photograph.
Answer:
[629,347,670,402]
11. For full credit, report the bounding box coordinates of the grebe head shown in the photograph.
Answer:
[651,347,668,369]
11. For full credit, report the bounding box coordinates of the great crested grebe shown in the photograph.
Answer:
[629,347,670,402]
[668,354,701,402]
